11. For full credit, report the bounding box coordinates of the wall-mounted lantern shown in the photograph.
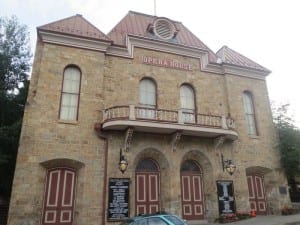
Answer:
[221,154,236,176]
[119,148,128,174]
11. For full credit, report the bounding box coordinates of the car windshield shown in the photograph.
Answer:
[164,215,185,225]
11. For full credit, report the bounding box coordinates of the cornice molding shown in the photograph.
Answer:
[38,30,111,52]
[38,31,268,80]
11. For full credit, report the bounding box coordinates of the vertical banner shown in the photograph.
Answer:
[108,178,130,221]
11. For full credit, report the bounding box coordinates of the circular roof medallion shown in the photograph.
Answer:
[153,18,176,40]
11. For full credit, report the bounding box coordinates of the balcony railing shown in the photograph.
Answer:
[102,105,235,129]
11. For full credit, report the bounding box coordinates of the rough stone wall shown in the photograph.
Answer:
[8,43,106,225]
[8,42,289,225]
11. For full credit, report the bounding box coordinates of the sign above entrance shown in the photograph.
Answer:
[142,56,193,71]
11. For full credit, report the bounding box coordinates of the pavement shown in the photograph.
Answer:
[207,214,300,225]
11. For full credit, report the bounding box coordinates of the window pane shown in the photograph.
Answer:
[140,79,156,106]
[180,85,195,110]
[243,92,257,135]
[60,66,81,121]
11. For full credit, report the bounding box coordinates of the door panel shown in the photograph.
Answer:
[42,168,76,225]
[181,174,204,220]
[247,175,267,215]
[136,172,160,215]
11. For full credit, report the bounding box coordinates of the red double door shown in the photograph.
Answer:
[247,175,267,215]
[180,160,204,220]
[135,159,160,215]
[42,168,76,225]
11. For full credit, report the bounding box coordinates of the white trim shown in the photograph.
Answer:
[193,176,202,202]
[137,205,146,215]
[39,31,111,52]
[44,210,56,223]
[149,175,158,201]
[60,210,72,223]
[136,175,146,202]
[46,170,60,207]
[62,170,75,207]
[183,204,192,215]
[247,176,255,199]
[194,204,203,215]
[182,176,191,201]
[149,204,159,214]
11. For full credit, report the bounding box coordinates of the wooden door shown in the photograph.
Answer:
[247,175,267,215]
[135,158,160,215]
[181,160,204,220]
[42,168,76,225]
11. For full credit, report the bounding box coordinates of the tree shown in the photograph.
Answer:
[273,103,300,181]
[0,16,31,199]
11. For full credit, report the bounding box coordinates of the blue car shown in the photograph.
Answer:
[119,213,187,225]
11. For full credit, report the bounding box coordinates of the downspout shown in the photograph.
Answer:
[94,123,108,225]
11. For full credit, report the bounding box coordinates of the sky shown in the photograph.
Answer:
[1,0,300,127]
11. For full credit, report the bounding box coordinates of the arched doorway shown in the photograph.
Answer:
[180,160,204,220]
[135,158,160,215]
[41,167,76,225]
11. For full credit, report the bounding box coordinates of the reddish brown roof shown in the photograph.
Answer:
[38,14,111,42]
[107,11,217,61]
[216,46,270,72]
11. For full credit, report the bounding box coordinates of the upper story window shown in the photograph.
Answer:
[139,78,156,119]
[139,78,156,108]
[59,66,81,121]
[180,84,195,122]
[243,91,257,135]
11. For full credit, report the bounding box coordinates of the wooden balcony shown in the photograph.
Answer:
[100,105,238,141]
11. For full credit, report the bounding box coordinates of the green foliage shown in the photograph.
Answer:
[0,15,31,198]
[273,104,300,180]
[0,15,31,93]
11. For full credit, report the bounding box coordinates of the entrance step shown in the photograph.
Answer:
[187,220,209,225]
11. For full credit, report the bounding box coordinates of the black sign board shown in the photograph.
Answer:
[108,178,130,221]
[216,180,236,215]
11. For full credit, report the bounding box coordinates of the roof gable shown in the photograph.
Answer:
[216,46,270,73]
[38,14,111,42]
[107,11,217,61]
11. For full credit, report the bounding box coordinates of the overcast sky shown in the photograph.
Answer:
[1,0,300,127]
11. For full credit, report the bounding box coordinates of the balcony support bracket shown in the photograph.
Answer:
[171,131,182,152]
[214,135,226,150]
[124,127,134,152]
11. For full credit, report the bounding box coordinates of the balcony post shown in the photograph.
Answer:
[221,115,228,129]
[129,105,136,120]
[178,109,184,124]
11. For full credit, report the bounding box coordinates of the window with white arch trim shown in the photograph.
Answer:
[59,66,81,121]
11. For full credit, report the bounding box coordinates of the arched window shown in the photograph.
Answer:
[139,78,156,108]
[180,84,195,122]
[59,66,81,121]
[243,91,257,135]
[139,78,156,119]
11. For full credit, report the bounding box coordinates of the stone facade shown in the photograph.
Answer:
[8,12,290,225]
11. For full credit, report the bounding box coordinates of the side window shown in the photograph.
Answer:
[59,66,81,121]
[138,78,156,119]
[180,84,195,123]
[242,91,257,135]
